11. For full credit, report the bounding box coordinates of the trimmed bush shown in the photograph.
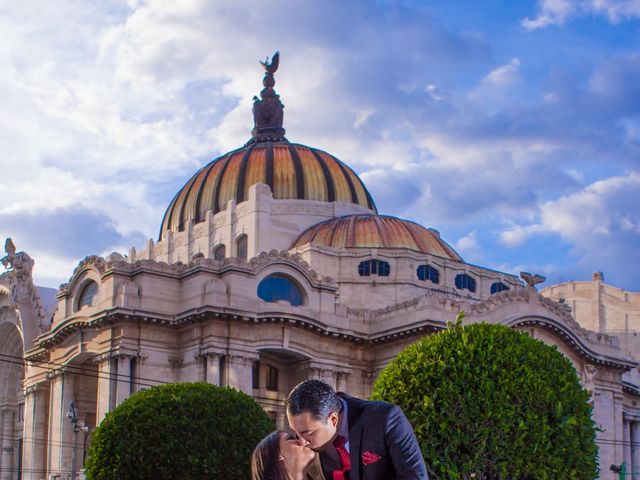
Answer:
[85,382,273,480]
[371,319,598,480]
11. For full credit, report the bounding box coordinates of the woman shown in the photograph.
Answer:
[251,430,325,480]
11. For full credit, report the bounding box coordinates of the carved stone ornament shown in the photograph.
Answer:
[582,364,597,395]
[1,238,48,332]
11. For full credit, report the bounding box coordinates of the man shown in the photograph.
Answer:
[285,379,428,480]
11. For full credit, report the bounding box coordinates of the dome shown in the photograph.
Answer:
[159,142,377,240]
[159,53,376,241]
[291,214,463,261]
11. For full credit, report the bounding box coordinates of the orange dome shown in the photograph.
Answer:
[159,141,377,240]
[291,214,462,261]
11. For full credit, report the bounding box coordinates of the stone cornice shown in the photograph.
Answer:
[511,316,636,371]
[623,381,640,398]
[58,250,338,298]
[26,298,636,371]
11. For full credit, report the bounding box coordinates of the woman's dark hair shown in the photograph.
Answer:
[285,379,343,420]
[251,431,288,480]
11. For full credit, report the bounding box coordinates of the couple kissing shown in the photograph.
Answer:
[252,379,428,480]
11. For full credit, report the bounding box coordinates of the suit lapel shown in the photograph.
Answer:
[341,393,366,480]
[348,418,364,480]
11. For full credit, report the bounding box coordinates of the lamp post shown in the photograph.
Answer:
[67,401,89,480]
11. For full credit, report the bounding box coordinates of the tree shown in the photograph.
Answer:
[85,382,274,480]
[371,317,598,480]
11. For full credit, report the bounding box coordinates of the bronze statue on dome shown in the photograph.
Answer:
[260,51,279,77]
[251,51,286,143]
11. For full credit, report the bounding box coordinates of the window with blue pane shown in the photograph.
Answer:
[358,259,390,277]
[491,282,510,294]
[455,273,476,293]
[417,265,439,284]
[257,274,305,306]
[76,281,98,310]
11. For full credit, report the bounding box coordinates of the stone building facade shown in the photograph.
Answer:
[542,274,640,477]
[1,57,638,480]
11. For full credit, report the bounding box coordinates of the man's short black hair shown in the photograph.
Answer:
[285,379,343,420]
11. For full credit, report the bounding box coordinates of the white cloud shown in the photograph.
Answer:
[522,0,577,29]
[353,107,375,129]
[455,231,483,261]
[468,58,522,109]
[498,172,640,286]
[523,0,640,29]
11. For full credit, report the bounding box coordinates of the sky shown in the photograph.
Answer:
[0,0,639,291]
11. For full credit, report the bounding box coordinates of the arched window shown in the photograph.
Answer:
[491,282,510,294]
[213,244,226,261]
[358,259,390,277]
[455,274,476,293]
[77,281,98,310]
[257,274,305,306]
[237,234,248,261]
[417,265,439,284]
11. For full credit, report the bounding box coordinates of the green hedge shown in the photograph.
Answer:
[85,382,273,480]
[371,319,598,480]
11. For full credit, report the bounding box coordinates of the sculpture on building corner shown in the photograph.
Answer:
[2,237,34,277]
[520,271,546,290]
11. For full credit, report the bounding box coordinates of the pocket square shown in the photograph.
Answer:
[362,451,382,465]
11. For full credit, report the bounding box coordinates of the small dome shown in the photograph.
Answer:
[291,214,462,261]
[159,142,377,240]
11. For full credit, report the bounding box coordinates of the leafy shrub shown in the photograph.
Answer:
[85,382,273,480]
[371,319,598,480]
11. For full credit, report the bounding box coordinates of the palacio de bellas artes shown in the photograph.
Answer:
[1,53,639,480]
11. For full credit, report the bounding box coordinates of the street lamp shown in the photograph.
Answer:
[67,401,89,480]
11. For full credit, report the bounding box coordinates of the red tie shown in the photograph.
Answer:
[332,435,351,480]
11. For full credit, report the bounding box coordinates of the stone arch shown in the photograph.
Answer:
[505,315,597,372]
[0,320,25,480]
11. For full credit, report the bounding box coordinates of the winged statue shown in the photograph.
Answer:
[520,271,546,288]
[260,51,280,75]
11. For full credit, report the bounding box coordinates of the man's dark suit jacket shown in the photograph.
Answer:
[318,393,428,480]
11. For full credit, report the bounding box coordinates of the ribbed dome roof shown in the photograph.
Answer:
[291,214,462,261]
[159,142,377,240]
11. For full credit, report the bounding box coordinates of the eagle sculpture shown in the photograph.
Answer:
[260,51,280,75]
[5,237,15,257]
[520,271,546,288]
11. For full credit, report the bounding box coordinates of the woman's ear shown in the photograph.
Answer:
[278,454,286,462]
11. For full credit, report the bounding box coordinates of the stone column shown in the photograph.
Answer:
[95,356,116,423]
[115,355,132,407]
[22,383,49,480]
[227,353,258,394]
[625,418,632,477]
[47,369,75,477]
[304,362,353,391]
[631,421,640,480]
[336,371,351,392]
[205,354,221,386]
[1,409,15,480]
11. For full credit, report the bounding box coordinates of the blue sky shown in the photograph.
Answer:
[1,0,639,291]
